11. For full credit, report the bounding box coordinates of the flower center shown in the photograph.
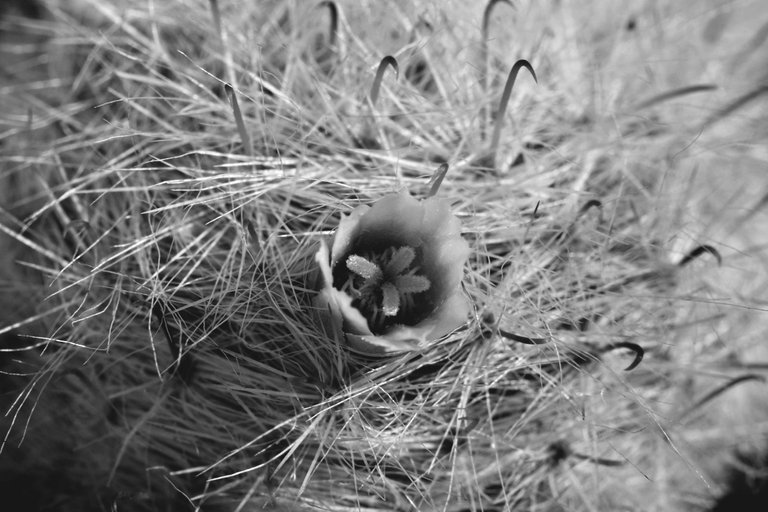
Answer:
[341,246,431,331]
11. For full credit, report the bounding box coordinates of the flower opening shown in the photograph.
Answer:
[339,245,431,332]
[315,190,471,354]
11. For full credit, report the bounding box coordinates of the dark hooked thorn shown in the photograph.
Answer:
[678,244,722,267]
[602,342,645,371]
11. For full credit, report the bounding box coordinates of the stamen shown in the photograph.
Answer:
[346,255,382,281]
[385,246,416,275]
[395,274,431,294]
[381,282,400,317]
[343,245,432,330]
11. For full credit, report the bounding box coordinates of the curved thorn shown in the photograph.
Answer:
[547,440,571,465]
[678,244,722,267]
[603,342,644,371]
[519,200,541,242]
[483,0,514,38]
[572,452,626,467]
[634,84,717,110]
[208,0,223,40]
[480,0,514,140]
[702,85,768,130]
[370,55,399,106]
[529,201,540,219]
[578,199,602,216]
[426,163,449,198]
[318,1,338,49]
[208,0,237,87]
[499,329,549,345]
[225,84,253,156]
[571,199,603,226]
[680,374,765,420]
[489,59,537,163]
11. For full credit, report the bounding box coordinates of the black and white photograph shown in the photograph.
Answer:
[1,1,767,510]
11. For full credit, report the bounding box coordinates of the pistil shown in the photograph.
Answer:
[343,245,431,330]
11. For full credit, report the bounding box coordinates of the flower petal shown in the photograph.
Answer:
[330,204,370,266]
[347,292,470,353]
[315,241,372,336]
[322,286,371,335]
[421,196,463,238]
[353,190,426,249]
[354,191,468,303]
[346,332,422,354]
[315,240,334,286]
[422,237,471,300]
[383,291,470,344]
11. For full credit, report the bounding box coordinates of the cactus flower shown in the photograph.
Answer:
[315,190,470,354]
